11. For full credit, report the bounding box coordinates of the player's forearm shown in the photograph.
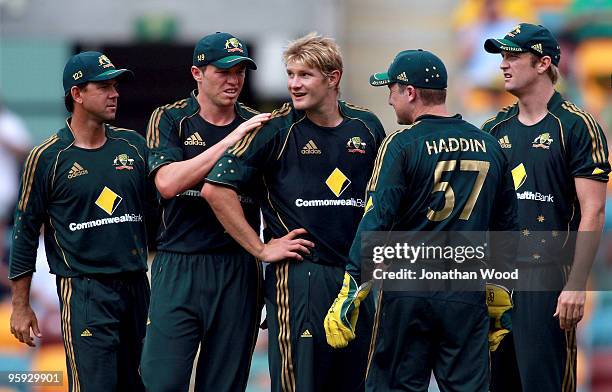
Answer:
[202,183,264,258]
[155,142,233,198]
[11,274,33,308]
[566,207,605,290]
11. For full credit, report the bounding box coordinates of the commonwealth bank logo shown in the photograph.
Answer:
[95,186,122,216]
[511,163,527,190]
[325,168,351,197]
[498,135,512,149]
[593,167,606,175]
[68,162,88,179]
[301,140,321,155]
[184,132,206,146]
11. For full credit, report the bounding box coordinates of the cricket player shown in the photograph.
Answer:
[139,32,271,392]
[324,49,519,391]
[203,33,386,392]
[483,23,610,392]
[9,51,150,392]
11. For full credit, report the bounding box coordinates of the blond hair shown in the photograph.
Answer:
[283,32,343,79]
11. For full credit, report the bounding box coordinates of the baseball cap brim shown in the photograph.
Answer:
[211,56,257,70]
[369,72,391,86]
[484,38,526,54]
[89,68,135,82]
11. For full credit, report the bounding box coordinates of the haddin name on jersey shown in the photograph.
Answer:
[425,138,487,155]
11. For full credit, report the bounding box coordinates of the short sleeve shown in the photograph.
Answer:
[206,123,280,191]
[146,107,184,175]
[567,111,610,182]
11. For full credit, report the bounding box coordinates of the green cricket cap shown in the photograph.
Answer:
[193,32,257,70]
[370,49,447,89]
[63,51,134,95]
[484,23,561,66]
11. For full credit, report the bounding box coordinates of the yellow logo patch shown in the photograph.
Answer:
[326,168,351,197]
[95,186,122,216]
[593,167,606,175]
[511,163,527,190]
[364,196,374,215]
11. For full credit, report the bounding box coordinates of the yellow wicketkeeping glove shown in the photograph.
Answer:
[324,272,371,349]
[486,283,513,351]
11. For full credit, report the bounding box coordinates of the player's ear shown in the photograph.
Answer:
[405,85,417,101]
[71,85,84,105]
[536,56,552,75]
[191,66,204,83]
[327,69,341,89]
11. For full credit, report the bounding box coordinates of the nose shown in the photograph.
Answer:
[288,75,301,90]
[227,72,239,85]
[110,85,119,98]
[500,57,509,70]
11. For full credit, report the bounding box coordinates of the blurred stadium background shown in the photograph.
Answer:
[0,0,610,391]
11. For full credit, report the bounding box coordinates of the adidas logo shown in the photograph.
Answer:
[80,328,92,337]
[396,71,409,82]
[531,43,543,54]
[184,132,206,146]
[301,329,312,338]
[301,140,321,155]
[498,135,512,149]
[68,162,88,179]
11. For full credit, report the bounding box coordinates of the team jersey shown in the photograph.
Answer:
[9,120,150,279]
[482,91,610,264]
[146,90,261,254]
[206,101,386,267]
[347,114,518,279]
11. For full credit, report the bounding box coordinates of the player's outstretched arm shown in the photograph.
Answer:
[202,182,313,262]
[10,274,42,347]
[155,113,271,199]
[554,178,606,330]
